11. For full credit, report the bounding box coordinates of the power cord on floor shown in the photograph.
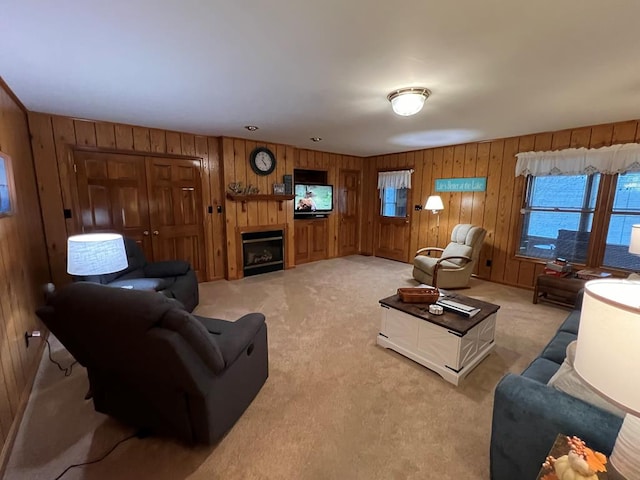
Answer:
[45,339,78,377]
[51,429,149,480]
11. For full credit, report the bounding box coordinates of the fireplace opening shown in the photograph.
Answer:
[242,230,284,277]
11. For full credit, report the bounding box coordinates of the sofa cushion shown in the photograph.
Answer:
[540,331,577,364]
[521,357,561,384]
[548,341,624,418]
[109,277,173,291]
[557,310,580,335]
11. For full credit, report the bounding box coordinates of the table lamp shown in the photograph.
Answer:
[573,279,640,479]
[424,195,444,227]
[629,224,640,255]
[67,233,128,276]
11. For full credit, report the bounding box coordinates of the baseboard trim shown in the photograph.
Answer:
[0,335,47,478]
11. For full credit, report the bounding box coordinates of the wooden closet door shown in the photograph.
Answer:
[74,151,152,257]
[145,157,206,280]
[338,169,360,256]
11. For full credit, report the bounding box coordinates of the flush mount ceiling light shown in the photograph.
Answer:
[310,137,322,142]
[244,125,259,131]
[387,87,431,116]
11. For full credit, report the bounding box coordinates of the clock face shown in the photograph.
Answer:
[249,147,276,175]
[255,151,273,171]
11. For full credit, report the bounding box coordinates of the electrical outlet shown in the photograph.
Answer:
[24,330,41,348]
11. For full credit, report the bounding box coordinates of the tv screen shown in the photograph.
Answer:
[294,184,333,213]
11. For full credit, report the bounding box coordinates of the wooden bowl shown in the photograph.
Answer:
[397,287,440,304]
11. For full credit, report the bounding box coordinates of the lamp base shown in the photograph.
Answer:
[610,415,640,480]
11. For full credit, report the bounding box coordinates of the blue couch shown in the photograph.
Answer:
[489,298,624,479]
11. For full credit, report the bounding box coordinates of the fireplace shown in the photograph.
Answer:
[241,230,284,277]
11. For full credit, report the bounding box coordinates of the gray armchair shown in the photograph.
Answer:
[412,224,486,288]
[73,237,199,312]
[36,282,269,445]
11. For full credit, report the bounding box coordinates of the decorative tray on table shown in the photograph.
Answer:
[397,287,440,304]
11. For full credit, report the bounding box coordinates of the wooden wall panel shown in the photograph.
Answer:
[28,113,226,283]
[291,148,364,264]
[221,138,319,279]
[0,81,50,474]
[368,118,640,289]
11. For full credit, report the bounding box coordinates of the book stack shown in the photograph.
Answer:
[544,258,572,277]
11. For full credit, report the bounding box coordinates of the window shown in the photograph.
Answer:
[380,187,408,217]
[603,172,640,270]
[515,143,640,271]
[377,170,412,218]
[518,174,600,263]
[0,152,14,217]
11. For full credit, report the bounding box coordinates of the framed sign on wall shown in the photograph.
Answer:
[435,177,486,192]
[0,152,15,217]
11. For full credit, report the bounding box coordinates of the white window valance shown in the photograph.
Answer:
[515,143,640,177]
[377,170,413,189]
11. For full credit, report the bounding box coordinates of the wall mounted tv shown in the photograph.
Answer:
[294,184,333,216]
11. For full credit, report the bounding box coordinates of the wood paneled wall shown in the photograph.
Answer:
[221,137,296,279]
[0,81,49,471]
[27,113,226,285]
[296,149,364,257]
[367,119,640,289]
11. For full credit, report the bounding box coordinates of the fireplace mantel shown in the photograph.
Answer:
[226,193,294,212]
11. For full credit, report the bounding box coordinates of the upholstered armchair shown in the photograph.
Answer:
[36,282,269,445]
[73,237,199,312]
[412,224,487,289]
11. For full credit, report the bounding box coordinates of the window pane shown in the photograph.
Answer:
[613,172,640,211]
[519,211,593,262]
[518,174,599,263]
[603,214,640,269]
[0,156,11,215]
[380,187,408,217]
[529,174,599,209]
[603,174,640,269]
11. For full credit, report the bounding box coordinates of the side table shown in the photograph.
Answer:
[536,434,610,479]
[533,275,586,308]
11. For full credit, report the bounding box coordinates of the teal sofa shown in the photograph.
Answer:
[489,296,624,479]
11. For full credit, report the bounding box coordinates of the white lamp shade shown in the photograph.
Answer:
[629,224,640,254]
[67,233,128,276]
[574,279,640,416]
[424,195,444,212]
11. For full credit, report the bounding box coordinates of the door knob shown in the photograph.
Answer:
[153,230,159,235]
[143,231,149,236]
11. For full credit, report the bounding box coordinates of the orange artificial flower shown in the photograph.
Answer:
[584,446,607,473]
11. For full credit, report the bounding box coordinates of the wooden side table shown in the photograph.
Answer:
[536,434,610,479]
[533,275,586,308]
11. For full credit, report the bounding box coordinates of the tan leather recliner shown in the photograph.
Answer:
[412,224,487,289]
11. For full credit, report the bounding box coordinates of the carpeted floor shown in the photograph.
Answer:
[4,255,568,480]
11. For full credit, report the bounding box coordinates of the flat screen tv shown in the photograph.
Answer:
[294,184,333,215]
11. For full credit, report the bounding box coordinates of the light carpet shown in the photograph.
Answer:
[4,255,568,480]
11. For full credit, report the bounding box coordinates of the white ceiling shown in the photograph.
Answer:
[2,0,640,157]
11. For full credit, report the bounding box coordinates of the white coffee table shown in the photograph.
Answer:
[377,290,500,385]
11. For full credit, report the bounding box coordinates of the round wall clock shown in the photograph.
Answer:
[249,147,276,176]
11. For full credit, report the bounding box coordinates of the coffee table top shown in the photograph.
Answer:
[379,290,500,335]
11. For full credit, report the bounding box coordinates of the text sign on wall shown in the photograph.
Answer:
[435,177,487,192]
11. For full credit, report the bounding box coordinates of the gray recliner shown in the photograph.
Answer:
[74,237,199,312]
[412,224,486,288]
[36,282,268,445]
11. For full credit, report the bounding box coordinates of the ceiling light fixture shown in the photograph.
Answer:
[387,87,431,116]
[244,125,259,131]
[310,137,322,142]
